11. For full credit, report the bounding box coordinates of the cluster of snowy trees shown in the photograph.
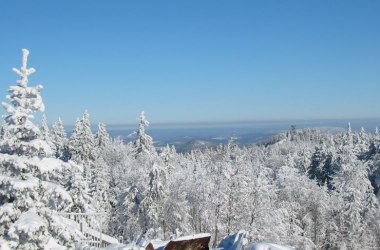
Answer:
[35,112,380,249]
[1,50,379,249]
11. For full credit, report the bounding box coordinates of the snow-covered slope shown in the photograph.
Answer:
[248,243,296,250]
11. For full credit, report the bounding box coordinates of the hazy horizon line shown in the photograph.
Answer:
[73,116,380,129]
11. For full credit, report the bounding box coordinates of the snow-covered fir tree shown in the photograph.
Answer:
[94,122,111,149]
[140,162,169,236]
[69,111,95,182]
[308,142,336,189]
[87,122,111,212]
[133,111,155,156]
[39,115,51,143]
[66,170,94,213]
[39,114,56,159]
[69,111,95,164]
[0,49,87,249]
[51,117,70,162]
[333,143,378,249]
[0,50,51,158]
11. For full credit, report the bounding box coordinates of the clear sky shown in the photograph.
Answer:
[0,0,379,125]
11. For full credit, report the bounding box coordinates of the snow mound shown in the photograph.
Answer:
[248,243,296,250]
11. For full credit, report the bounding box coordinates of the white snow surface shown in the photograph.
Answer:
[31,156,72,173]
[150,239,169,249]
[104,243,145,250]
[248,243,296,250]
[0,240,12,250]
[11,210,45,234]
[49,213,88,243]
[29,138,53,157]
[0,203,17,223]
[276,139,287,145]
[43,181,72,203]
[0,175,39,190]
[86,227,119,244]
[50,213,118,245]
[172,233,211,241]
[44,238,66,250]
[0,153,79,174]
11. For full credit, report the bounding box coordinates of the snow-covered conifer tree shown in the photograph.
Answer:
[69,112,95,183]
[92,158,110,209]
[119,185,144,241]
[308,142,336,189]
[276,166,327,249]
[133,111,155,156]
[0,49,85,248]
[89,123,111,213]
[355,127,370,156]
[333,143,378,248]
[39,114,49,141]
[39,114,55,153]
[0,49,51,157]
[140,163,168,236]
[69,111,95,164]
[94,122,111,149]
[66,171,94,213]
[342,122,353,147]
[98,137,133,237]
[51,117,70,161]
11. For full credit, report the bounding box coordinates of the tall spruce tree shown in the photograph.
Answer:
[308,142,336,189]
[133,111,155,156]
[333,143,378,249]
[94,122,111,149]
[140,162,168,236]
[0,50,51,157]
[0,49,85,249]
[69,111,95,182]
[51,117,70,161]
[69,111,95,164]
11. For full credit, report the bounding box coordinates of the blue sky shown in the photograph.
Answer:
[0,0,379,125]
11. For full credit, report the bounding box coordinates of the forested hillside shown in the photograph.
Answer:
[0,50,379,249]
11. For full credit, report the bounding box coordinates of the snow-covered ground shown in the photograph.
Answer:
[248,243,296,250]
[104,243,145,250]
